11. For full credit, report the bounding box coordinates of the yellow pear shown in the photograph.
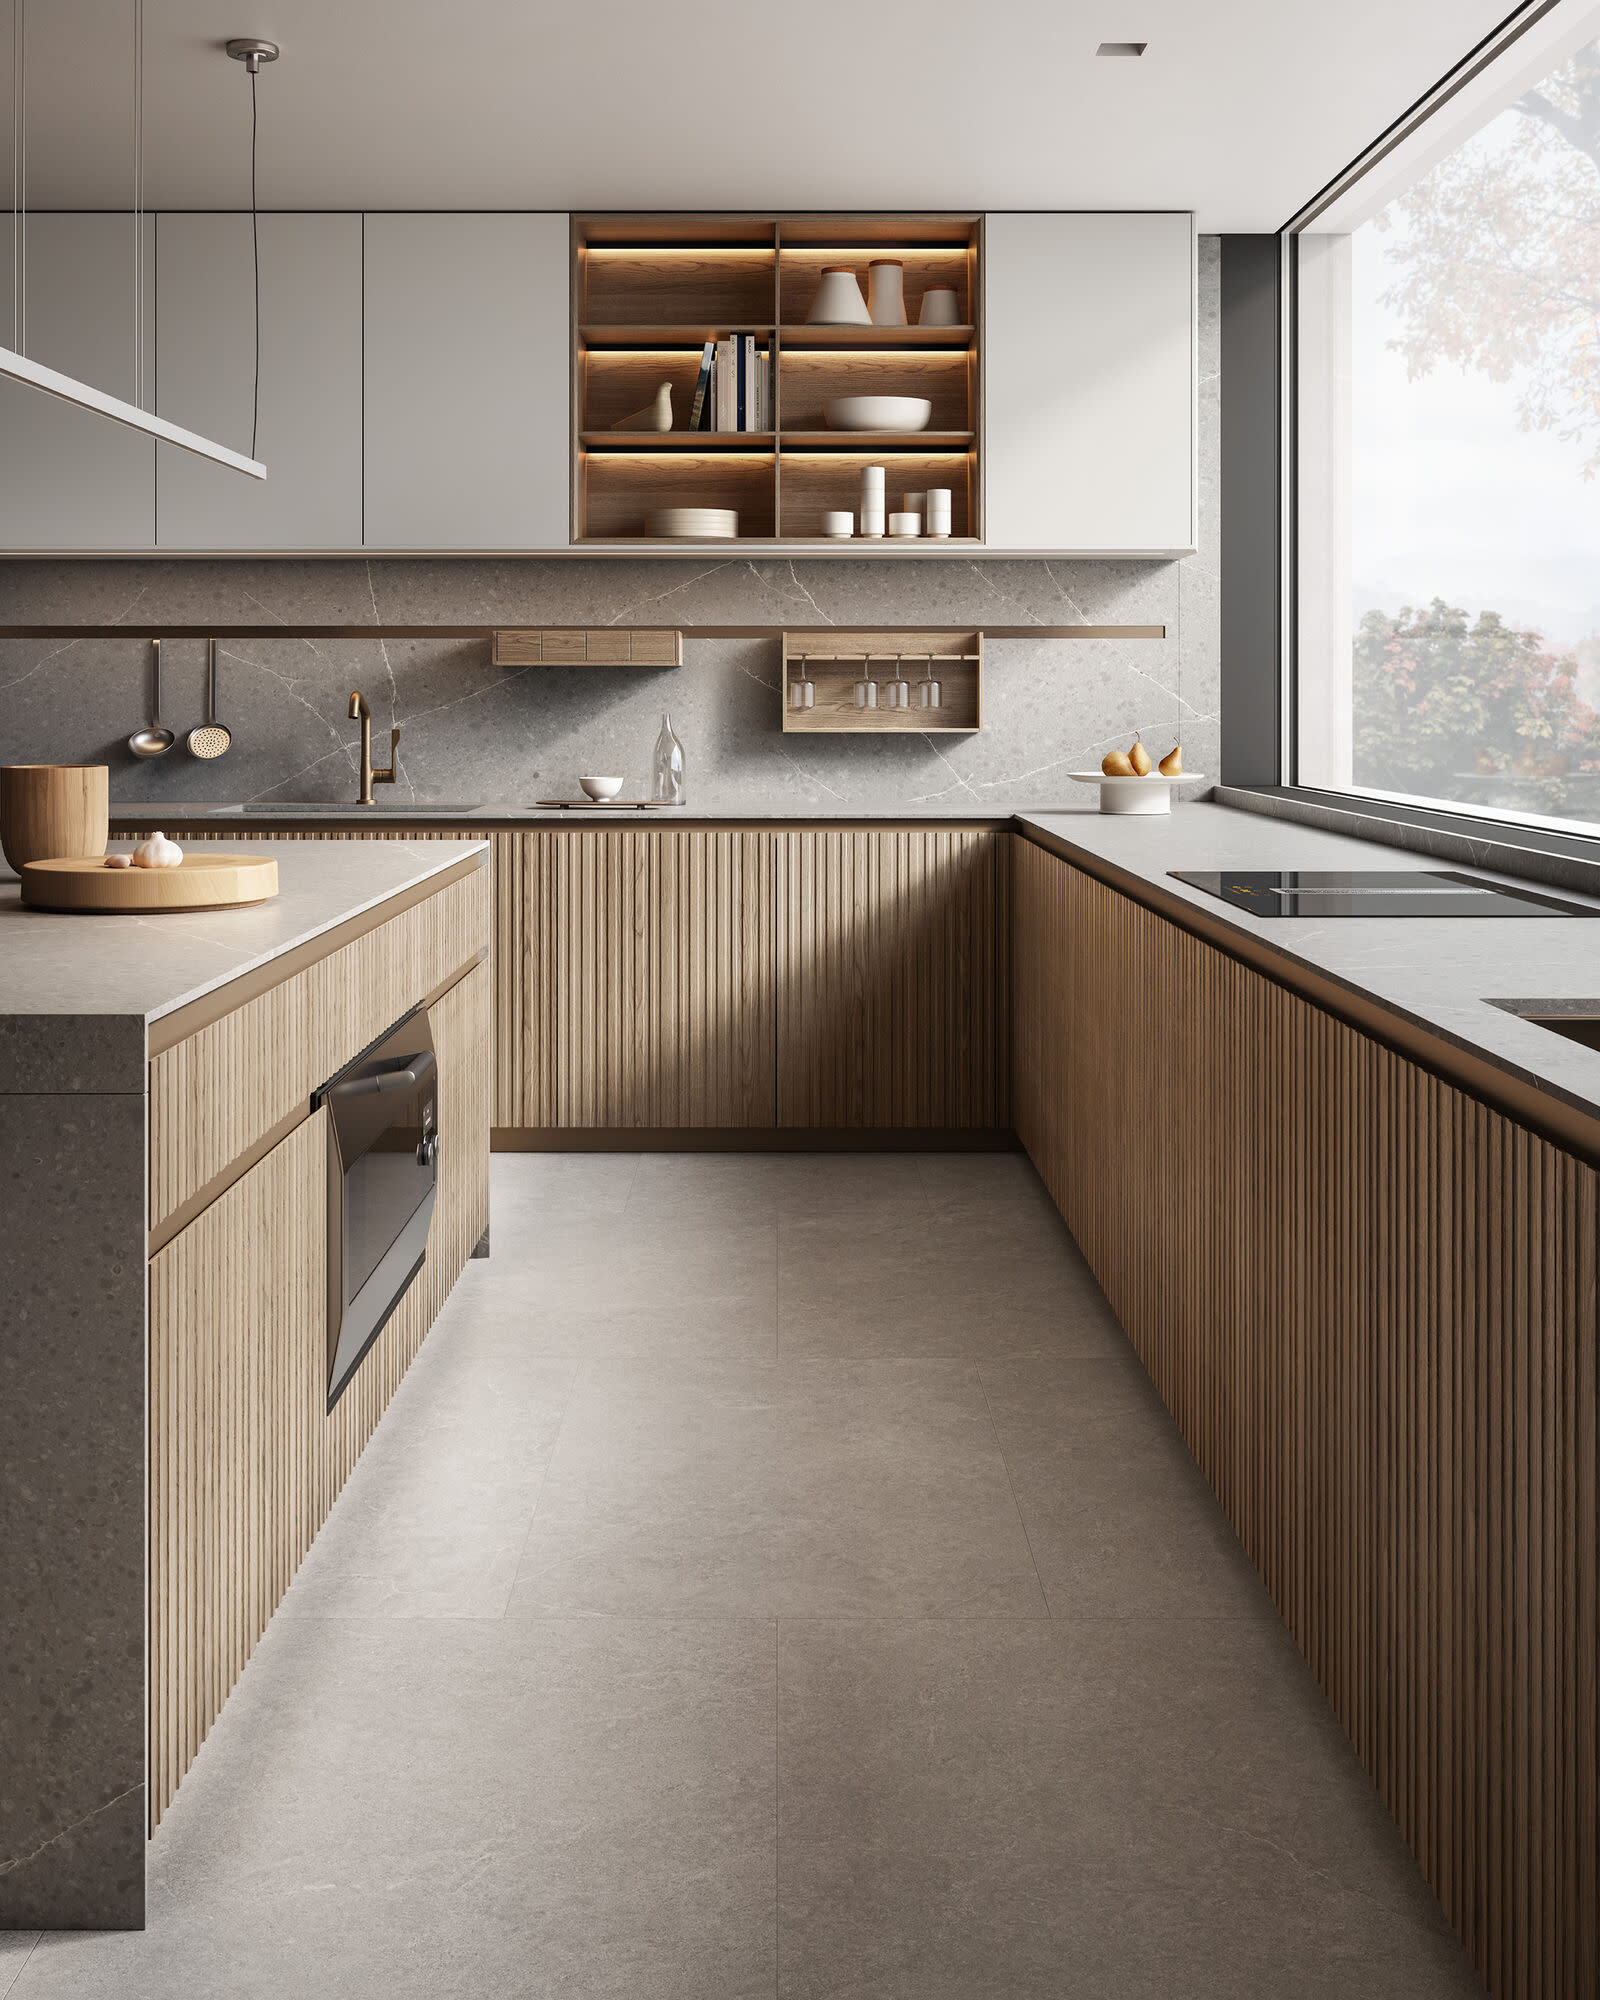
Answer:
[1158,744,1183,776]
[1128,737,1152,776]
[1101,749,1135,777]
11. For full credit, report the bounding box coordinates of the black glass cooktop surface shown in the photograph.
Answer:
[1169,869,1597,918]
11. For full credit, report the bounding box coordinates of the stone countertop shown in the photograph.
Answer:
[1015,803,1600,1133]
[0,837,487,1028]
[104,801,1048,824]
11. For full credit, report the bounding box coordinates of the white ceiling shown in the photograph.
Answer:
[1,0,1520,231]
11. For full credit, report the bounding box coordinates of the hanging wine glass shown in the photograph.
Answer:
[790,659,815,709]
[852,656,878,709]
[918,653,942,709]
[886,654,911,709]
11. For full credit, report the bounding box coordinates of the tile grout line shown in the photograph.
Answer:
[772,1615,780,2000]
[975,1363,1052,1619]
[2,1936,42,1998]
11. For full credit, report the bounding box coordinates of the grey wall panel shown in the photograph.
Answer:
[362,213,570,550]
[984,212,1196,556]
[156,213,363,550]
[1219,234,1283,786]
[0,215,155,550]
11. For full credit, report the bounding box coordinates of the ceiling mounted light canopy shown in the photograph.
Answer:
[0,3,270,478]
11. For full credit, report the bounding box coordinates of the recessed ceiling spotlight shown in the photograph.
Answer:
[1096,41,1148,55]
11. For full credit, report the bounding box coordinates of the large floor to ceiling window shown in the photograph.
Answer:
[1298,31,1600,833]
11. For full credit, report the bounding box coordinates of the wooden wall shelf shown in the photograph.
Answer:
[782,628,982,734]
[573,214,982,548]
[490,628,682,666]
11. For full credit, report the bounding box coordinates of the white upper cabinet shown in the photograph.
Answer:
[983,212,1196,556]
[362,213,570,550]
[0,214,155,549]
[156,214,363,550]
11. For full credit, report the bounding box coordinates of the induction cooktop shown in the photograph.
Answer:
[1169,869,1598,918]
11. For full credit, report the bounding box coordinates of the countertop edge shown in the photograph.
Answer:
[1012,811,1600,1160]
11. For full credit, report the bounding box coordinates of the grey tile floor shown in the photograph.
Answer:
[1,1153,1488,1999]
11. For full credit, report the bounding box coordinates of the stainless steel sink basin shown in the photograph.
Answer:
[211,802,480,815]
[1485,999,1600,1052]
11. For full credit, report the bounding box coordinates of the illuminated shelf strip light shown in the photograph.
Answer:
[0,344,267,478]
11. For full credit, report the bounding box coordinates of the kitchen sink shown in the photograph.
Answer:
[1485,1000,1600,1052]
[210,802,481,815]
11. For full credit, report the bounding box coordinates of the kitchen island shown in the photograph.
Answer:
[0,839,491,1929]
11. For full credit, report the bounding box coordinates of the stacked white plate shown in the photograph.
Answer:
[645,507,739,539]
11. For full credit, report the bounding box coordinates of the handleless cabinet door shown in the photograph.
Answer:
[0,214,155,548]
[156,213,363,549]
[984,212,1195,556]
[362,213,570,550]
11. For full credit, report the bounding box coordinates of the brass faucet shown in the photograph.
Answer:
[348,691,400,805]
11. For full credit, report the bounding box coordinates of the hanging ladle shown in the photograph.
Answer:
[129,638,176,758]
[187,640,233,759]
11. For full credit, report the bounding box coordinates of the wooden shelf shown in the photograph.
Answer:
[580,324,777,347]
[778,325,976,349]
[572,215,983,546]
[779,431,974,450]
[782,628,982,733]
[580,432,775,451]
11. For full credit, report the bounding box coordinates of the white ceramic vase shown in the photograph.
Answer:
[918,287,960,327]
[807,268,871,326]
[867,261,907,327]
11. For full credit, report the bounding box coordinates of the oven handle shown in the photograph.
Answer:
[329,1050,437,1100]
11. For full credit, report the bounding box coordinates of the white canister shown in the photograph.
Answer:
[925,488,952,538]
[821,510,854,538]
[867,260,907,327]
[860,463,886,496]
[807,267,871,326]
[859,503,885,540]
[918,287,960,327]
[888,512,921,538]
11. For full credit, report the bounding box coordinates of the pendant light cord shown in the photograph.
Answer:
[249,62,259,460]
[132,0,142,406]
[11,0,24,355]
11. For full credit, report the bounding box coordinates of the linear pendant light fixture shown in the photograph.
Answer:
[0,2,270,479]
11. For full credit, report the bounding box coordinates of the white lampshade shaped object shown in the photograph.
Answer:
[807,268,872,325]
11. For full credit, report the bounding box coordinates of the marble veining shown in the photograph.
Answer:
[0,251,1221,818]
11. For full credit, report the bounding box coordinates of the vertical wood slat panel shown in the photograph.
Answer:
[147,952,492,1834]
[775,827,1011,1129]
[1012,837,1599,2000]
[517,828,776,1129]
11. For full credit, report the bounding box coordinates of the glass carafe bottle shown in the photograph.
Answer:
[653,712,686,804]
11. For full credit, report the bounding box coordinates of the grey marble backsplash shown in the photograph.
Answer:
[0,246,1219,814]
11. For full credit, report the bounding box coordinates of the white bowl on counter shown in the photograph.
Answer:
[1066,772,1206,816]
[578,775,625,801]
[824,396,933,434]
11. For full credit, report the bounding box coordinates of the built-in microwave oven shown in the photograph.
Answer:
[314,1006,439,1412]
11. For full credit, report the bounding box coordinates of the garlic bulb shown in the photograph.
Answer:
[132,831,184,870]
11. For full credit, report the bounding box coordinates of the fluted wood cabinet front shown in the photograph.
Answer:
[511,828,776,1129]
[1013,835,1598,2000]
[776,828,1010,1129]
[148,957,492,1831]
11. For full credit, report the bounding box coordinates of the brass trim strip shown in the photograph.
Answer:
[147,949,487,1256]
[1015,819,1600,1168]
[147,853,485,1056]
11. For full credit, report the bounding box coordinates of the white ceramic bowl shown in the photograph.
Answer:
[645,506,739,539]
[821,511,854,538]
[887,512,921,538]
[1066,772,1206,816]
[578,775,625,801]
[824,396,933,434]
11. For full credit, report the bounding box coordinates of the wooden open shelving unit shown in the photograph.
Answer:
[782,629,982,733]
[573,215,982,548]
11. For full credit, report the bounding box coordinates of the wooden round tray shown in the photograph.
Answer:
[20,852,279,913]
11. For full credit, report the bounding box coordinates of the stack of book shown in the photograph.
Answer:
[690,335,776,433]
